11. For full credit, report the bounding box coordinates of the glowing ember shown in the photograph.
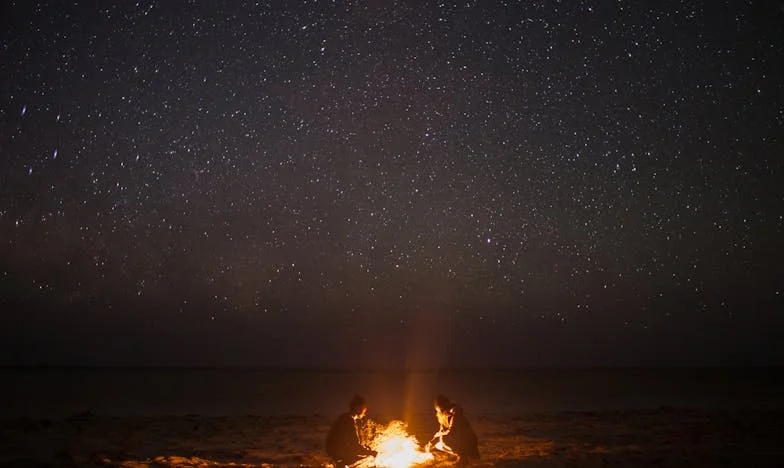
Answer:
[356,420,433,468]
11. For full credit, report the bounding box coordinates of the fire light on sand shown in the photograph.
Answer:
[355,420,434,468]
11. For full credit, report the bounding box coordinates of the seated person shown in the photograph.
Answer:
[426,394,479,462]
[326,394,376,467]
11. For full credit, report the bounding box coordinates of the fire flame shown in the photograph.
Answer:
[356,420,433,468]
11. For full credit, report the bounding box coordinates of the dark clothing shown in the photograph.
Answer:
[443,411,479,460]
[326,413,373,466]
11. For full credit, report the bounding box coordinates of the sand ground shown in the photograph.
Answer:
[2,408,783,467]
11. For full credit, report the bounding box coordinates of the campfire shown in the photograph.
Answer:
[355,420,434,468]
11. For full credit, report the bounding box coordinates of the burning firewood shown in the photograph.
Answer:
[353,420,434,468]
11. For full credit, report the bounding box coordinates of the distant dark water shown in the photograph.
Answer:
[2,367,783,419]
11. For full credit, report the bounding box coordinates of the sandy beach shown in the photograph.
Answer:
[3,407,783,467]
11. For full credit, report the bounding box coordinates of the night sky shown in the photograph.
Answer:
[1,1,782,368]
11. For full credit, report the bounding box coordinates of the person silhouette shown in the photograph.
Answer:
[326,394,376,467]
[426,394,479,462]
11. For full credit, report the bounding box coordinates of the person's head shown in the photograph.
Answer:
[349,394,368,419]
[434,394,451,412]
[434,394,454,428]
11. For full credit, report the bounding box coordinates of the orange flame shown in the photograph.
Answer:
[356,420,433,468]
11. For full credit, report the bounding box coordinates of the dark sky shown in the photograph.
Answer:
[1,1,782,368]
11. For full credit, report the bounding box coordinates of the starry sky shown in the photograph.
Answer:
[1,1,782,368]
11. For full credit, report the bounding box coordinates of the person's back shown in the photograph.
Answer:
[326,412,365,465]
[325,395,374,466]
[444,405,479,460]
